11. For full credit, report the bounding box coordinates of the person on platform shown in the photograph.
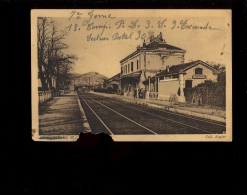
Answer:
[142,88,146,99]
[140,88,144,99]
[134,88,137,98]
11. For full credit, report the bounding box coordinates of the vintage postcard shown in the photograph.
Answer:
[31,9,232,141]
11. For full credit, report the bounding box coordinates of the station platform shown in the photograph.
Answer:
[39,91,90,135]
[90,91,226,123]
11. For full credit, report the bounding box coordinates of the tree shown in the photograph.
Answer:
[37,17,49,90]
[37,17,77,91]
[206,61,226,84]
[213,64,226,85]
[206,62,226,107]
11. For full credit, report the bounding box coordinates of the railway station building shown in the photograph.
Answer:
[142,60,219,102]
[120,32,220,103]
[119,32,186,98]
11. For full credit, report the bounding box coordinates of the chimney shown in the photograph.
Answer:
[159,32,162,38]
[159,32,164,42]
[143,39,146,47]
[166,65,169,72]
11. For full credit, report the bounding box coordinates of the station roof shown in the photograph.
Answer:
[157,60,219,76]
[142,60,219,84]
[120,33,186,63]
[109,81,120,85]
[107,73,121,82]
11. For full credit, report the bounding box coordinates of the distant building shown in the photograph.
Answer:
[120,32,186,97]
[105,73,121,93]
[38,75,56,91]
[143,60,219,102]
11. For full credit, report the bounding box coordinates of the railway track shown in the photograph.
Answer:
[78,92,226,135]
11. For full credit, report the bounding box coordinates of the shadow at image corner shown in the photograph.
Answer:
[68,132,114,150]
[67,132,157,162]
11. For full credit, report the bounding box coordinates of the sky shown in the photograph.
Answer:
[50,10,231,78]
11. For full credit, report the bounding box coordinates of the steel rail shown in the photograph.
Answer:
[80,93,157,135]
[84,93,216,134]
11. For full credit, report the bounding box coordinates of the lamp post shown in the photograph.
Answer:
[154,76,159,99]
[155,70,162,100]
[154,76,156,94]
[148,76,151,92]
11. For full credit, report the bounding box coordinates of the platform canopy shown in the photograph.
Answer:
[110,81,120,85]
[120,71,142,80]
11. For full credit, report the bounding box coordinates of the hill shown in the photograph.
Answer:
[71,72,108,87]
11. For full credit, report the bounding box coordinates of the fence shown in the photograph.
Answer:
[184,82,225,108]
[38,90,53,104]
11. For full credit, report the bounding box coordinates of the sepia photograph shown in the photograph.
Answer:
[31,9,232,141]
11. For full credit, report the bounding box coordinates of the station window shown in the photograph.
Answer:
[128,64,130,73]
[195,68,203,74]
[131,62,133,72]
[137,59,139,70]
[185,80,192,88]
